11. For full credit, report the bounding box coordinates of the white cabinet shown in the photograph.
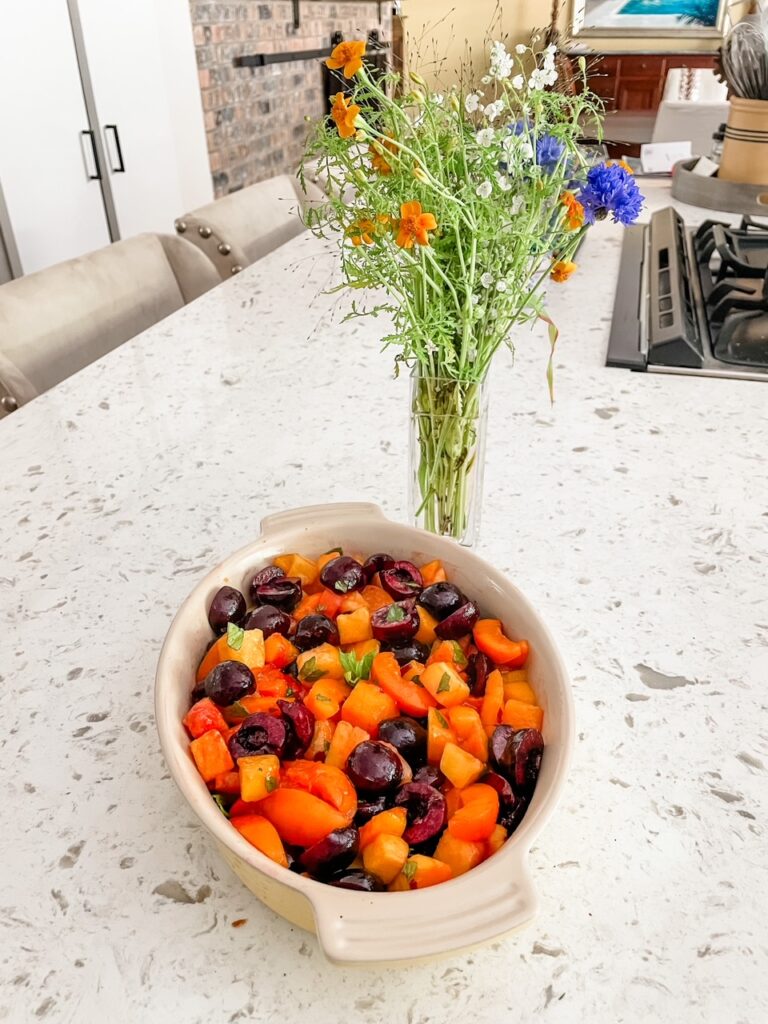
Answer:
[77,0,211,238]
[0,0,212,277]
[0,0,112,275]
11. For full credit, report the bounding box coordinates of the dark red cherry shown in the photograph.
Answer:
[379,561,423,600]
[393,782,446,845]
[207,586,247,635]
[434,601,479,640]
[247,565,285,604]
[371,601,419,644]
[319,555,365,595]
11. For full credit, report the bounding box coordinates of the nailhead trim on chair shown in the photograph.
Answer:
[218,242,231,255]
[175,220,187,233]
[198,225,213,239]
[231,265,242,274]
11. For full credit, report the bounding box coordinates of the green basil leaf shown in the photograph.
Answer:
[285,687,296,698]
[228,700,250,719]
[299,657,325,683]
[323,739,331,752]
[265,776,278,793]
[227,621,245,651]
[410,673,423,687]
[340,648,376,685]
[324,547,343,557]
[386,603,406,623]
[435,710,449,729]
[437,672,451,694]
[212,794,230,817]
[402,860,417,882]
[315,693,332,703]
[359,650,376,680]
[451,641,468,668]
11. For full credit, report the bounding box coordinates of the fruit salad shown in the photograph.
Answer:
[183,550,545,891]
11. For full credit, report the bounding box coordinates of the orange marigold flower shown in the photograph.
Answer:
[326,39,366,78]
[608,159,634,175]
[370,147,392,175]
[370,135,398,176]
[331,92,360,139]
[395,201,437,249]
[551,260,577,283]
[561,191,585,231]
[347,218,376,247]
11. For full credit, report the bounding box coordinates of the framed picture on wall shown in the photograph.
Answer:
[571,0,729,36]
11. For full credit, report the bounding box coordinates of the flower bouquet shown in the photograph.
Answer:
[301,37,643,544]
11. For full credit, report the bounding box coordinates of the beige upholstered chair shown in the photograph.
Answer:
[0,233,219,416]
[174,173,325,280]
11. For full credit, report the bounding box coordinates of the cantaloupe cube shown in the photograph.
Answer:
[427,707,456,765]
[434,831,485,877]
[363,833,409,884]
[440,741,486,789]
[501,699,544,731]
[297,643,344,682]
[239,754,280,802]
[190,729,234,782]
[337,606,373,645]
[325,721,370,769]
[340,681,397,737]
[485,823,508,857]
[421,662,470,707]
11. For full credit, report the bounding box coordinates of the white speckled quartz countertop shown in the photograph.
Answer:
[1,182,766,1022]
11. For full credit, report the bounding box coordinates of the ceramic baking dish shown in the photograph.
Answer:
[155,502,574,965]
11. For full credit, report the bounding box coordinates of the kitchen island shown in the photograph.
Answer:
[0,183,766,1022]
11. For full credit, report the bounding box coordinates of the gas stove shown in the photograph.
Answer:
[607,206,768,381]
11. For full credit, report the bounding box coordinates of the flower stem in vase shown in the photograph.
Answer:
[410,373,489,546]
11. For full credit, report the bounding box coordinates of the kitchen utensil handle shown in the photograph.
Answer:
[104,124,125,173]
[81,129,101,180]
[311,849,538,965]
[259,502,386,537]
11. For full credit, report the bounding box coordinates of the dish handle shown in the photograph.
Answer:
[311,847,538,966]
[260,502,387,537]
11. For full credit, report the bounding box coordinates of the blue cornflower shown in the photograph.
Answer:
[509,122,565,173]
[578,162,644,226]
[535,134,565,173]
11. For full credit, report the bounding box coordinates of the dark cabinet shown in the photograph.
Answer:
[583,52,718,113]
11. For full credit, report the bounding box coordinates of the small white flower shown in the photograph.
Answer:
[481,75,492,85]
[484,99,505,122]
[490,308,499,319]
[519,140,534,160]
[476,180,493,199]
[433,93,444,106]
[528,69,546,91]
[476,127,495,148]
[515,43,527,54]
[471,293,481,305]
[480,272,494,288]
[546,43,557,55]
[511,195,524,214]
[465,93,480,113]
[496,280,508,292]
[425,341,438,355]
[489,40,513,80]
[511,74,524,89]
[496,171,512,192]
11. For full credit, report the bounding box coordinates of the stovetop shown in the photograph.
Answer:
[607,206,768,380]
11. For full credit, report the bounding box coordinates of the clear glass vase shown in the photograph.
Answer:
[409,372,489,546]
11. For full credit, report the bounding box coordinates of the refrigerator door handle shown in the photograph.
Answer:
[104,124,126,173]
[80,128,101,180]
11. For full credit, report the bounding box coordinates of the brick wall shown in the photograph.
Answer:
[190,1,392,196]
